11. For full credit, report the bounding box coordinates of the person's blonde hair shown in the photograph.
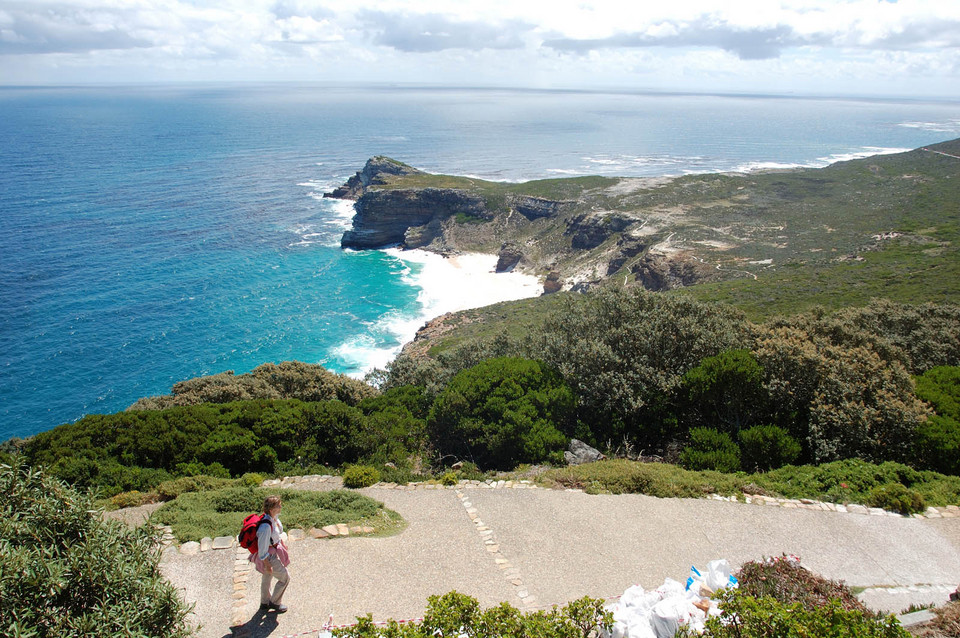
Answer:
[262,495,282,514]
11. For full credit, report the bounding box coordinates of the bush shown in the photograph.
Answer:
[428,357,575,470]
[684,588,909,638]
[680,349,768,433]
[536,288,749,444]
[736,556,874,614]
[739,425,801,472]
[914,366,960,475]
[343,465,381,488]
[439,472,458,486]
[865,483,926,515]
[110,490,150,508]
[240,472,265,487]
[680,428,742,473]
[154,474,233,501]
[542,459,746,498]
[333,591,612,638]
[0,464,192,637]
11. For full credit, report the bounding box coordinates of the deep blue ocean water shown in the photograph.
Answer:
[2,84,959,440]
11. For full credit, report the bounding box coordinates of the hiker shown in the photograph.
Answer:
[254,494,291,613]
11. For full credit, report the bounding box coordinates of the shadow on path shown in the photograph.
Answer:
[224,607,280,638]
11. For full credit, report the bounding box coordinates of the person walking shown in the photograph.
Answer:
[253,495,291,613]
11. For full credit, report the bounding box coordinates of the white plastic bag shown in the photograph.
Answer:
[704,559,738,591]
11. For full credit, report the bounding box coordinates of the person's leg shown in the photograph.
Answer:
[269,559,290,604]
[260,569,274,606]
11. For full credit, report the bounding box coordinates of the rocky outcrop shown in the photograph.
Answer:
[324,156,421,200]
[631,254,711,291]
[341,188,488,249]
[606,237,648,275]
[565,212,634,250]
[564,439,604,465]
[496,242,524,272]
[510,195,572,220]
[542,271,563,294]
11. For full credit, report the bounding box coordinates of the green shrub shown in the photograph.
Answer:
[154,474,233,501]
[440,472,458,486]
[865,483,926,515]
[333,591,612,638]
[915,415,960,476]
[428,357,575,470]
[110,490,150,508]
[0,464,192,637]
[542,459,745,498]
[914,366,960,475]
[750,459,960,507]
[240,472,265,487]
[739,425,801,472]
[153,486,403,542]
[680,428,742,473]
[680,349,768,433]
[683,589,909,638]
[343,465,381,488]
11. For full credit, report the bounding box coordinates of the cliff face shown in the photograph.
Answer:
[324,156,422,201]
[340,188,489,249]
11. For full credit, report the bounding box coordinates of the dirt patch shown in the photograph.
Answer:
[603,176,676,196]
[104,502,164,528]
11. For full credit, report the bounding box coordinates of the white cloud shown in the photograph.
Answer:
[0,0,957,96]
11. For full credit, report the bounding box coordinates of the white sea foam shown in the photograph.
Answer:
[898,120,960,133]
[335,250,541,377]
[732,146,908,173]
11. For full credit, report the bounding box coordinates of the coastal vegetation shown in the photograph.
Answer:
[16,288,960,516]
[0,463,192,638]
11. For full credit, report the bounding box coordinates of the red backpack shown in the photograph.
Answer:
[238,513,271,554]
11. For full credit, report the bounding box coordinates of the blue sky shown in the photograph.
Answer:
[1,0,958,97]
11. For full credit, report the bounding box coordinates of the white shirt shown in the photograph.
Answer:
[256,513,283,560]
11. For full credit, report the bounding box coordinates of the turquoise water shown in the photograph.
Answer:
[2,85,959,439]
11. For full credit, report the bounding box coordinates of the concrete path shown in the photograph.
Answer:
[161,486,960,638]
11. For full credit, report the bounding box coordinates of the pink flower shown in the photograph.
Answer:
[840,482,849,489]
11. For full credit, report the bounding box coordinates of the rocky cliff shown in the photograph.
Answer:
[340,188,489,249]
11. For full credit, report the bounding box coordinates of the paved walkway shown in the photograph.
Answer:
[160,483,960,638]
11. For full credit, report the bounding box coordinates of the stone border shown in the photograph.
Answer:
[455,488,538,610]
[713,494,960,519]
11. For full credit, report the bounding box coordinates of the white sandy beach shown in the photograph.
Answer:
[387,248,542,318]
[334,249,541,375]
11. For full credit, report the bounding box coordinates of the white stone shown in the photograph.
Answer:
[180,541,200,555]
[200,537,213,551]
[212,536,235,550]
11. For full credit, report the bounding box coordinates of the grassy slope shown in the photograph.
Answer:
[393,140,960,353]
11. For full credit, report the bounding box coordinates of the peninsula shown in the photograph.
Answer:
[327,140,960,306]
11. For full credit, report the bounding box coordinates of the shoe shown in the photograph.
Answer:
[270,603,288,613]
[259,603,271,611]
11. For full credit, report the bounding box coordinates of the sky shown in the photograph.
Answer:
[1,0,959,97]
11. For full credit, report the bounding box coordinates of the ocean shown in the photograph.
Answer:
[2,84,959,440]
